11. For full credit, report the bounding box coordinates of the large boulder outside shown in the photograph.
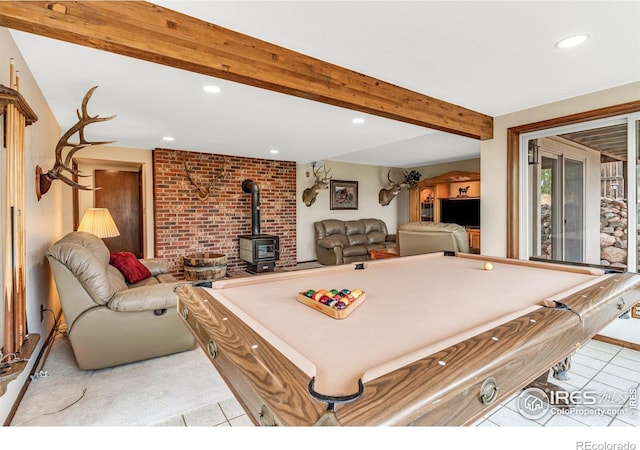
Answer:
[600,246,627,264]
[600,233,616,247]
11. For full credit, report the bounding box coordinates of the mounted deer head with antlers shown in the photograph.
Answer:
[378,169,421,206]
[36,86,115,201]
[302,166,332,207]
[182,156,228,201]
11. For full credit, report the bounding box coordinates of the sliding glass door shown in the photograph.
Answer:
[522,116,635,270]
[564,158,585,262]
[530,147,585,262]
[532,154,557,260]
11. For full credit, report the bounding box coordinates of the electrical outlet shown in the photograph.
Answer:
[40,304,45,322]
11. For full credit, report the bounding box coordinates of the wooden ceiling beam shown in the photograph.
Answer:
[0,1,493,140]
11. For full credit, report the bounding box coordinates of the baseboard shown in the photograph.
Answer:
[4,310,63,426]
[592,334,640,352]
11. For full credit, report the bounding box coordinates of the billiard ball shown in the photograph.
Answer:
[483,262,493,271]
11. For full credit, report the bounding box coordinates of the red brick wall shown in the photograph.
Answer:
[152,149,297,276]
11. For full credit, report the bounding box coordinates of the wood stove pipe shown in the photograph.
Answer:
[242,179,260,236]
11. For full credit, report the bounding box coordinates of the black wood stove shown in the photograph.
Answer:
[238,179,279,273]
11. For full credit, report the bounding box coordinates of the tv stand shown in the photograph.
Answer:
[467,228,480,253]
[409,171,481,252]
[410,171,480,223]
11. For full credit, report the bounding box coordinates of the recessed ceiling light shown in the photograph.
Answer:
[203,85,221,94]
[162,136,174,142]
[270,149,280,154]
[352,117,365,125]
[555,34,589,49]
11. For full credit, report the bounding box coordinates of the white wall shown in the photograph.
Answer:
[601,317,640,345]
[0,28,62,423]
[480,81,640,258]
[296,161,401,261]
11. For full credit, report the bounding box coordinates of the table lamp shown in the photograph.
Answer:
[77,208,120,238]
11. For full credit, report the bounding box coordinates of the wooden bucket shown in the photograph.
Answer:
[183,253,227,281]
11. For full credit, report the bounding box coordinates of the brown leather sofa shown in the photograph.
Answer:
[314,218,396,265]
[46,231,195,370]
[397,222,469,256]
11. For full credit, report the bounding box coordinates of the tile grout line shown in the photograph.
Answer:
[217,401,233,427]
[579,346,619,427]
[572,346,626,427]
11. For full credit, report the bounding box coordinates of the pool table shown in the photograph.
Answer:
[176,252,640,426]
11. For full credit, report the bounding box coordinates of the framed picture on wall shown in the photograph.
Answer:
[330,180,358,210]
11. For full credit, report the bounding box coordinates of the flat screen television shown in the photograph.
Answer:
[440,198,480,228]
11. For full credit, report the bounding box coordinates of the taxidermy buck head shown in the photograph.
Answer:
[378,169,421,206]
[36,86,115,200]
[302,166,332,207]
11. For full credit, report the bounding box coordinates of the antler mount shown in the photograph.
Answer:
[36,86,115,201]
[182,156,228,201]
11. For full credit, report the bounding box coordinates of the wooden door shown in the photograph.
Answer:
[94,169,143,257]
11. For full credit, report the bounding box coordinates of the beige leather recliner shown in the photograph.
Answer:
[397,222,470,256]
[45,231,195,370]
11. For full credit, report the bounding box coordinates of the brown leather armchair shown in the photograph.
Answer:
[314,218,396,265]
[45,231,195,370]
[397,222,469,256]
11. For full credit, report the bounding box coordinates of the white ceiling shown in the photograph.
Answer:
[8,1,640,168]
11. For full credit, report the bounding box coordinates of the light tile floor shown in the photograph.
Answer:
[151,339,639,427]
[153,397,254,427]
[473,339,639,427]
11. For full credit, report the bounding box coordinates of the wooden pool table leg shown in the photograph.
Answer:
[551,356,571,381]
[526,356,573,408]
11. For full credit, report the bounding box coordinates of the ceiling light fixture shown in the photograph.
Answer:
[270,149,280,154]
[203,85,221,94]
[162,136,174,142]
[554,34,589,49]
[352,117,365,125]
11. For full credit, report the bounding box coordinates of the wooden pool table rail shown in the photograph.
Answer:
[176,271,640,426]
[176,284,325,426]
[340,272,639,425]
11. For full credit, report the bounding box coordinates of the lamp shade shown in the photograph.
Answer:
[77,208,120,238]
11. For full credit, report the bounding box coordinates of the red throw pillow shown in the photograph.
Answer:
[109,252,152,284]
